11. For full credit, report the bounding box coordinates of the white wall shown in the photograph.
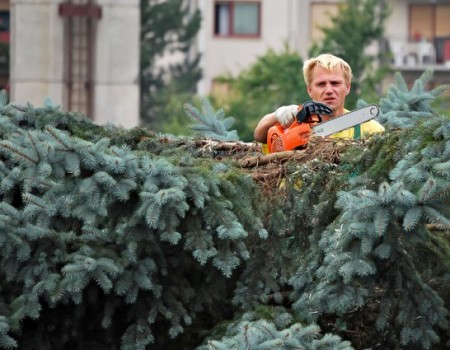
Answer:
[10,0,140,129]
[385,0,409,41]
[10,0,65,107]
[94,0,140,128]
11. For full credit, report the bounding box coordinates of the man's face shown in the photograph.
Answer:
[307,66,351,116]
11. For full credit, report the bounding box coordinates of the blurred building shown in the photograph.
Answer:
[381,0,450,90]
[196,0,450,96]
[7,0,140,128]
[3,0,450,130]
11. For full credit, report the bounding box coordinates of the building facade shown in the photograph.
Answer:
[9,0,140,129]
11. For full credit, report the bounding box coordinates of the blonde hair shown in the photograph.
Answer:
[303,54,352,86]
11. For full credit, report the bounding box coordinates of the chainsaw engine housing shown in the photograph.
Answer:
[267,122,312,153]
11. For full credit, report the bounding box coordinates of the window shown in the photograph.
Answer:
[0,11,9,44]
[214,1,260,37]
[59,1,101,117]
[0,10,9,83]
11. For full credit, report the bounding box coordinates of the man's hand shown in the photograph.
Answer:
[297,100,333,123]
[274,105,299,128]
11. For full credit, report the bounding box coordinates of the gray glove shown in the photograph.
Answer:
[274,105,299,128]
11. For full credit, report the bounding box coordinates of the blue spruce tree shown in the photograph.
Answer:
[0,91,267,349]
[209,70,450,350]
[0,68,449,350]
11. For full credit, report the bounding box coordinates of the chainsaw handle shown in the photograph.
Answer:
[296,101,333,124]
[300,113,322,124]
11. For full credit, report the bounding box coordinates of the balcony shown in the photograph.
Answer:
[389,37,450,72]
[383,37,450,91]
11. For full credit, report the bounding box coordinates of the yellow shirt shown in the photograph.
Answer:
[330,119,385,139]
[329,108,384,139]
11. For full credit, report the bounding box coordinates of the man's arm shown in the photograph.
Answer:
[254,105,299,143]
[254,112,277,143]
[254,102,334,143]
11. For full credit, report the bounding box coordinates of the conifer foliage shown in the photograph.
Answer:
[287,70,450,348]
[0,69,449,350]
[377,68,448,128]
[197,313,353,350]
[200,70,450,349]
[184,97,239,141]
[0,91,266,349]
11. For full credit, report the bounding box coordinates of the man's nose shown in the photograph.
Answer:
[324,83,333,94]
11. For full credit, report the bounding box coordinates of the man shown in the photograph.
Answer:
[253,54,384,144]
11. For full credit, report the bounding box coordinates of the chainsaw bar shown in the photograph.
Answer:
[312,105,380,137]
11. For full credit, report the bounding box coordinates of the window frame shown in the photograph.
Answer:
[213,1,261,38]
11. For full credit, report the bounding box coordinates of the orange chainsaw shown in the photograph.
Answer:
[267,101,380,153]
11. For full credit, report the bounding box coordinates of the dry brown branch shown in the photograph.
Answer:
[239,138,358,168]
[157,137,362,195]
[248,166,288,197]
[238,150,307,168]
[154,136,366,197]
[427,224,449,231]
[194,139,260,153]
[238,138,362,197]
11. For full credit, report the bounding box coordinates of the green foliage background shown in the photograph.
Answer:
[140,0,202,133]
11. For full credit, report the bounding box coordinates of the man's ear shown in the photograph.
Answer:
[345,83,351,95]
[307,85,313,98]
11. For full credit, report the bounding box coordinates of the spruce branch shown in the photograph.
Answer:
[377,69,450,129]
[197,316,353,350]
[0,141,39,164]
[45,126,74,151]
[0,89,8,107]
[0,316,17,349]
[184,97,239,141]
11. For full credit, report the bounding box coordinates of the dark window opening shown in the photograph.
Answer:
[0,10,10,92]
[214,1,260,37]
